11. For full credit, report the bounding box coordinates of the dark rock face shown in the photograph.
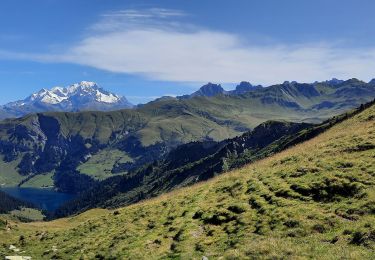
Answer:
[33,115,67,173]
[112,136,169,173]
[18,153,37,175]
[10,115,90,176]
[231,81,262,94]
[260,96,301,109]
[324,78,344,86]
[182,81,263,98]
[279,83,321,98]
[191,83,225,97]
[0,114,96,193]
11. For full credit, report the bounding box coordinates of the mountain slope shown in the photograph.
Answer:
[0,81,133,120]
[0,79,374,192]
[54,100,373,217]
[54,120,312,217]
[1,101,375,259]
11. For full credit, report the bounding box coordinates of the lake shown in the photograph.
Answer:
[0,187,77,212]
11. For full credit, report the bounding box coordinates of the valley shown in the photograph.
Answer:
[2,2,375,259]
[0,79,374,195]
[1,92,374,259]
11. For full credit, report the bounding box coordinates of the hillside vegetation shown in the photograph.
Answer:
[54,120,312,217]
[54,101,374,218]
[1,101,374,259]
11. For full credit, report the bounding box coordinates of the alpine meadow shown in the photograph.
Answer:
[0,1,375,260]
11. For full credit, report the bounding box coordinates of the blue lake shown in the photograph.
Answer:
[0,187,76,212]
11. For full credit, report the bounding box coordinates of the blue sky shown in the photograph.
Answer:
[1,0,375,104]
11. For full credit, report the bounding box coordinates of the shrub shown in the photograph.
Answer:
[350,230,375,246]
[202,211,236,225]
[312,224,326,233]
[284,220,300,228]
[192,210,203,219]
[227,205,246,214]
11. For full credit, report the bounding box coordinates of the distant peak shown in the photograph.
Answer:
[18,81,133,107]
[233,81,262,94]
[344,78,364,84]
[323,78,344,85]
[80,80,96,86]
[282,81,299,86]
[66,81,99,92]
[191,83,225,97]
[37,88,48,94]
[201,82,223,89]
[237,81,253,88]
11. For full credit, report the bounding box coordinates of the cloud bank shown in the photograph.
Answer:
[3,8,375,85]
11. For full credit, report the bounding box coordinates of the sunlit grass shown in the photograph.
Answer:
[77,149,132,180]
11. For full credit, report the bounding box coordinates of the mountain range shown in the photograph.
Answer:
[2,78,374,121]
[1,91,374,259]
[54,99,374,217]
[0,81,133,120]
[180,81,263,98]
[0,78,375,192]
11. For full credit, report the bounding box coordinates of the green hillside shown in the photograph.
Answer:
[54,120,313,217]
[0,79,374,191]
[1,98,374,259]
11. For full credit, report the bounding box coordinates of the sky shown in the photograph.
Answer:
[1,0,375,105]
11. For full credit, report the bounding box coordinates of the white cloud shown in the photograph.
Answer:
[91,8,186,32]
[2,8,375,85]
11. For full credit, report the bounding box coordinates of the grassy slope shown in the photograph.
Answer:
[77,149,132,180]
[0,155,53,188]
[9,208,45,222]
[1,104,374,258]
[0,156,24,187]
[20,172,54,188]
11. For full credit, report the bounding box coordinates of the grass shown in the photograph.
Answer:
[0,104,374,259]
[20,172,54,188]
[9,208,45,222]
[77,149,132,180]
[0,156,24,187]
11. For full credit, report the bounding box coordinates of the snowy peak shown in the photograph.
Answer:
[2,81,133,117]
[95,90,120,103]
[27,81,125,105]
[63,81,100,95]
[28,87,68,104]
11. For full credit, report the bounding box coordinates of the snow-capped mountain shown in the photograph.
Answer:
[0,81,133,119]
